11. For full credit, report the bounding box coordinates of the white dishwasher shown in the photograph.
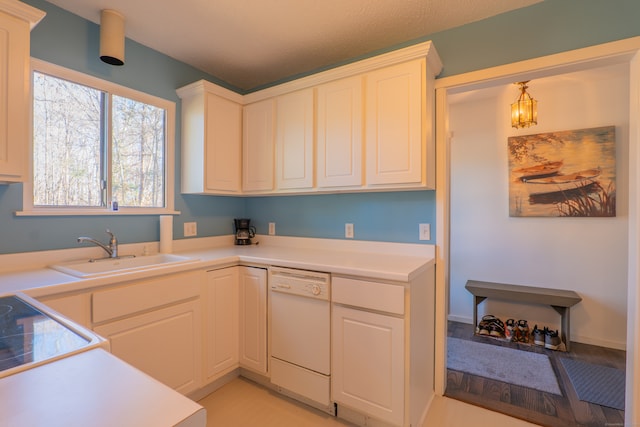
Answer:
[268,266,333,414]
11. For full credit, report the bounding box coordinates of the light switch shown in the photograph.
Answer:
[345,223,354,239]
[419,223,430,241]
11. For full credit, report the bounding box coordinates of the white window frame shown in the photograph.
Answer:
[18,58,178,216]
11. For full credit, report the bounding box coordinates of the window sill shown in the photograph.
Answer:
[15,208,181,217]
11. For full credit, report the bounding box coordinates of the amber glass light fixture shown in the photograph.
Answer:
[511,81,537,128]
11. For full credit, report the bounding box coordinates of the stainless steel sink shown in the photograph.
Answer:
[50,254,199,278]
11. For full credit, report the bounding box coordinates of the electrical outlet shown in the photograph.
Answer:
[345,223,354,239]
[419,223,430,241]
[184,222,197,237]
[268,222,276,236]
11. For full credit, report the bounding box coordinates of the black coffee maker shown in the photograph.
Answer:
[234,218,256,245]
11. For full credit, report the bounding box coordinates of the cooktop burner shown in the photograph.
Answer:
[0,295,89,375]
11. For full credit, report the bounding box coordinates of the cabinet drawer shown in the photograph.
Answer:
[332,276,404,315]
[93,271,202,323]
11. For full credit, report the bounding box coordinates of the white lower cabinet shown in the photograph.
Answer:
[204,267,240,382]
[94,300,202,395]
[204,265,268,383]
[331,269,435,427]
[332,304,405,427]
[91,270,203,395]
[38,292,91,328]
[33,260,433,427]
[239,266,268,374]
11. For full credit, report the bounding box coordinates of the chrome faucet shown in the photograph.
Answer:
[77,229,118,259]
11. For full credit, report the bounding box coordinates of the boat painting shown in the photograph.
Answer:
[513,160,564,180]
[522,168,601,195]
[508,126,616,217]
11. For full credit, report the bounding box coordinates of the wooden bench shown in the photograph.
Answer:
[465,280,582,351]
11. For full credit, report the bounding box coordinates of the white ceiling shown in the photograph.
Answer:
[45,0,542,92]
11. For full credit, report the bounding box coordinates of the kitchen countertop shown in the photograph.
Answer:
[0,348,206,427]
[0,235,435,298]
[0,236,433,427]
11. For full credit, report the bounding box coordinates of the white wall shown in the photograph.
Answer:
[448,63,629,349]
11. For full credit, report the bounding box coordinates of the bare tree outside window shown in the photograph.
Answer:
[32,72,166,209]
[33,73,102,207]
[112,96,165,208]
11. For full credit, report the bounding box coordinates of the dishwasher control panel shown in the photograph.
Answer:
[269,266,330,300]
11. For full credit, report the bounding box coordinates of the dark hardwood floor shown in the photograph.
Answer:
[445,321,626,427]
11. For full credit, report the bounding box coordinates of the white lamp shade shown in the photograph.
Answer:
[100,9,125,66]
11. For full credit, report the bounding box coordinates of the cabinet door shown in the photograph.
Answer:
[204,267,239,382]
[316,76,363,188]
[243,99,275,192]
[239,266,267,374]
[205,92,242,193]
[39,293,91,328]
[332,304,404,426]
[365,59,424,187]
[276,88,314,190]
[94,300,202,395]
[0,11,31,182]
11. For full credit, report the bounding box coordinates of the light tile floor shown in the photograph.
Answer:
[198,377,541,427]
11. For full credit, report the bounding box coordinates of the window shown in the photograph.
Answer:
[22,59,176,215]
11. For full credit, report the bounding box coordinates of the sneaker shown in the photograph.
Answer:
[516,319,530,343]
[489,318,505,338]
[545,329,561,350]
[476,315,498,335]
[505,319,517,342]
[476,320,491,335]
[533,325,546,346]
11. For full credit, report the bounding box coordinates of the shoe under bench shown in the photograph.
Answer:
[465,280,582,351]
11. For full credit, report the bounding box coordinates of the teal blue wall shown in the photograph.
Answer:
[1,0,639,254]
[246,191,436,242]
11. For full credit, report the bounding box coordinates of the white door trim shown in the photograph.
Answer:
[434,36,640,426]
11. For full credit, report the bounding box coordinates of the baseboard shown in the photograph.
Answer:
[418,392,436,427]
[448,314,473,324]
[571,334,626,351]
[336,404,396,427]
[187,368,240,402]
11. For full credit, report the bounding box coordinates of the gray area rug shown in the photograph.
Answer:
[560,358,625,410]
[447,337,562,395]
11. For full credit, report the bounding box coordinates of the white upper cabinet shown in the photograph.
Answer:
[0,1,44,183]
[179,41,441,196]
[365,59,426,188]
[275,88,315,191]
[243,99,275,193]
[316,76,363,189]
[177,80,243,194]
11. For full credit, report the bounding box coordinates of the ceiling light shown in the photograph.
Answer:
[511,81,537,128]
[100,9,125,66]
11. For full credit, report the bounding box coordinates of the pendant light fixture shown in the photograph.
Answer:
[511,81,537,128]
[100,9,125,66]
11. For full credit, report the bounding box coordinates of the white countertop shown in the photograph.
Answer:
[0,236,433,427]
[0,235,435,298]
[0,349,206,427]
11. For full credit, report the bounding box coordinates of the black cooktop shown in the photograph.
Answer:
[0,295,89,375]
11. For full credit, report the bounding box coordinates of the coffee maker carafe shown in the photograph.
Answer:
[234,218,256,245]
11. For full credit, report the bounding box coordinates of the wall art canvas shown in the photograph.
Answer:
[508,126,616,217]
